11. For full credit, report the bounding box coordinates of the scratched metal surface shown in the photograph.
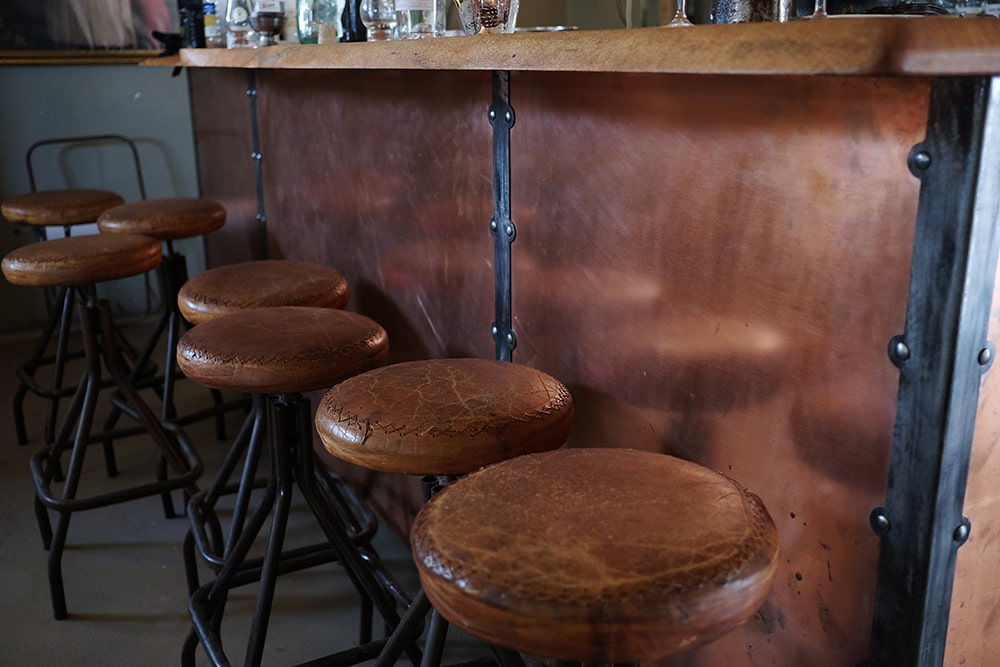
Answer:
[188,67,1000,666]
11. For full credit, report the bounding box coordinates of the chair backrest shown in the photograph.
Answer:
[26,134,146,200]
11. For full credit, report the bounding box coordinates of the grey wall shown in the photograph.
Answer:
[0,63,203,333]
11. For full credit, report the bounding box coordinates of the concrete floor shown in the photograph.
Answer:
[0,318,486,666]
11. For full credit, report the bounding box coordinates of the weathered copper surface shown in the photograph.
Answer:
[188,67,1000,665]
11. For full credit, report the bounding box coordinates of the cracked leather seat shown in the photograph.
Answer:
[315,357,574,476]
[177,259,350,325]
[411,446,780,664]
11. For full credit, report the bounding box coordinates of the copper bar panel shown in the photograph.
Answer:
[186,67,998,665]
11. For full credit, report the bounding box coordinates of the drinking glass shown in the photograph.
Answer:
[667,0,693,25]
[454,0,520,35]
[361,0,398,39]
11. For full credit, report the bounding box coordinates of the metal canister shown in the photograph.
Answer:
[710,0,795,22]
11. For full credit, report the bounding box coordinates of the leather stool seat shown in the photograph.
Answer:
[2,233,161,287]
[97,197,226,240]
[411,447,780,664]
[1,189,125,227]
[177,306,387,394]
[178,260,350,325]
[316,358,574,476]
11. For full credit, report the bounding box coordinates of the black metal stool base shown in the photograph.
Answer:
[183,393,419,667]
[13,281,160,448]
[30,286,202,620]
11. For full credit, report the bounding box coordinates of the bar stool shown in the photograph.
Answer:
[175,259,351,590]
[1,233,203,620]
[3,133,147,446]
[176,306,393,667]
[97,197,228,427]
[314,357,575,665]
[411,447,780,665]
[2,188,126,445]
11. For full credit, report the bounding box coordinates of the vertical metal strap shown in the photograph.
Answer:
[489,70,516,362]
[868,76,1000,667]
[247,70,269,260]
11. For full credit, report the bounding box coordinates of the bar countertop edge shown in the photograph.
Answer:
[143,17,1000,77]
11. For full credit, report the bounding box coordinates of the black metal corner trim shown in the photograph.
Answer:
[868,75,1000,667]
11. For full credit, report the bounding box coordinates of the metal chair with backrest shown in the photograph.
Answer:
[2,134,148,446]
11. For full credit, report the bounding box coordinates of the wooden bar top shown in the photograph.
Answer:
[145,17,1000,77]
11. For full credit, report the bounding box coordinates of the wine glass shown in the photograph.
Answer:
[667,0,693,25]
[249,10,286,45]
[360,0,398,40]
[811,0,828,17]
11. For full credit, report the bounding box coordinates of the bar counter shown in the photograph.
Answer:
[149,18,1000,667]
[154,16,1000,75]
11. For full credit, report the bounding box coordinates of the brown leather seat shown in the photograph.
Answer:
[1,189,124,227]
[177,260,350,325]
[411,447,780,664]
[97,197,226,241]
[176,306,388,395]
[315,358,574,476]
[2,233,162,287]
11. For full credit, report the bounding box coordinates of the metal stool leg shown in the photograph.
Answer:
[244,397,298,667]
[420,609,450,667]
[184,395,266,593]
[13,285,78,446]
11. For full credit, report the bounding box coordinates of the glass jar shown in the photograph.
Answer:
[395,0,446,38]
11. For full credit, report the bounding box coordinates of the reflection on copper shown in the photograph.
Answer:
[789,378,894,493]
[521,264,663,320]
[377,239,539,358]
[380,239,497,292]
[578,314,790,414]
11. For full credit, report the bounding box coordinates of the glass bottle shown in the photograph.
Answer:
[203,1,226,46]
[297,0,342,43]
[179,0,206,47]
[395,0,446,38]
[226,0,257,47]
